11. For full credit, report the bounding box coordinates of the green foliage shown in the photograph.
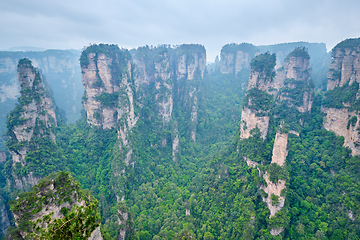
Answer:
[333,37,360,51]
[10,172,100,238]
[250,52,276,79]
[95,92,119,108]
[29,201,100,240]
[243,88,274,113]
[347,116,357,129]
[18,58,33,68]
[322,82,359,111]
[285,47,310,60]
[221,43,256,54]
[3,42,360,240]
[80,44,131,68]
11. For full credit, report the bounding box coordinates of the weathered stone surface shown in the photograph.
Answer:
[7,60,58,190]
[240,107,270,140]
[260,172,286,217]
[271,131,288,166]
[322,107,360,155]
[327,46,360,90]
[284,56,310,81]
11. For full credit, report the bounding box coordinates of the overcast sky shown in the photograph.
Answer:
[1,0,360,62]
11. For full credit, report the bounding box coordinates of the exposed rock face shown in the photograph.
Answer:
[131,44,206,144]
[11,172,102,239]
[81,45,138,240]
[220,42,328,85]
[271,132,288,166]
[322,107,360,155]
[241,48,314,236]
[240,107,270,140]
[0,50,83,124]
[80,44,207,239]
[154,52,173,123]
[322,39,360,156]
[260,172,286,217]
[81,48,134,129]
[220,43,256,75]
[240,52,275,140]
[284,56,310,81]
[0,196,11,236]
[327,44,360,90]
[6,58,58,190]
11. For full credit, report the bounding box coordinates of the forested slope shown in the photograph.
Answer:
[1,39,360,240]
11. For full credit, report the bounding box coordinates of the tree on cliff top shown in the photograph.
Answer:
[250,52,276,79]
[8,171,101,240]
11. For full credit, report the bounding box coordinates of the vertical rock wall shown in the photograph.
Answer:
[322,39,360,156]
[241,48,314,236]
[7,58,58,190]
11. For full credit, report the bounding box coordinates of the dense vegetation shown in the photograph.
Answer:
[1,43,360,240]
[250,52,276,79]
[322,82,360,111]
[8,171,100,239]
[285,47,310,60]
[333,37,360,51]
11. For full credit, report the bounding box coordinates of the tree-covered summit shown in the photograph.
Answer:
[250,52,276,78]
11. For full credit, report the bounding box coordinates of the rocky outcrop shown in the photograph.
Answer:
[6,58,58,190]
[327,39,360,90]
[322,107,360,155]
[240,52,276,140]
[81,46,135,129]
[241,48,315,236]
[0,196,11,236]
[132,44,206,143]
[0,50,83,123]
[10,172,102,239]
[175,45,205,142]
[260,172,286,217]
[220,43,256,75]
[220,42,328,85]
[271,132,288,166]
[240,107,270,140]
[80,44,207,239]
[322,38,360,155]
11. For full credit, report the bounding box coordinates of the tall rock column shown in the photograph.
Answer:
[240,48,314,236]
[81,44,138,240]
[322,38,360,156]
[5,58,59,190]
[175,44,206,143]
[240,52,276,140]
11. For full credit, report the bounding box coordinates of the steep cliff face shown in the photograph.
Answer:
[327,39,360,91]
[131,44,205,157]
[6,58,59,190]
[322,38,360,156]
[9,172,102,239]
[322,107,360,155]
[220,42,329,90]
[0,50,83,126]
[81,45,135,130]
[220,43,256,75]
[240,48,314,236]
[79,44,207,239]
[240,52,276,140]
[175,45,206,143]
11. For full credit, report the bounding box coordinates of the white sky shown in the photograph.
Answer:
[1,0,360,62]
